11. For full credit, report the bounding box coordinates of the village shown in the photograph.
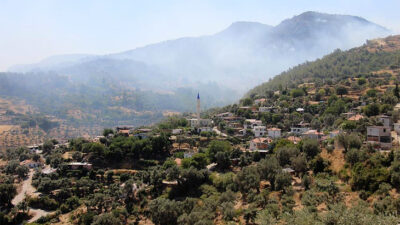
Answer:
[3,35,400,224]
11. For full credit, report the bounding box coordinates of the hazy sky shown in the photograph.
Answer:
[1,0,399,71]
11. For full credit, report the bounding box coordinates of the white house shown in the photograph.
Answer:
[267,128,281,138]
[244,119,263,129]
[259,107,276,113]
[378,115,392,129]
[215,112,234,118]
[198,127,213,133]
[303,130,323,140]
[253,126,266,137]
[329,130,341,138]
[172,129,183,135]
[394,122,400,134]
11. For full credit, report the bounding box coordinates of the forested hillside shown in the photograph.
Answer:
[248,35,400,97]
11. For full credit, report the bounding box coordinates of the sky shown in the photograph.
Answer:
[1,0,400,71]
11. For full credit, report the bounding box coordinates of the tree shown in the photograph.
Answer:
[92,213,122,225]
[258,157,281,190]
[310,156,330,174]
[394,83,400,98]
[364,103,380,117]
[291,155,308,174]
[149,198,182,225]
[207,140,232,162]
[336,86,348,98]
[302,139,320,159]
[352,162,390,193]
[346,148,364,166]
[215,151,231,170]
[42,140,55,154]
[16,165,29,179]
[17,198,29,214]
[0,184,17,208]
[275,172,292,191]
[276,147,299,167]
[302,174,311,190]
[106,171,114,184]
[236,166,260,195]
[337,133,361,152]
[103,128,114,137]
[291,89,305,98]
[242,98,253,106]
[4,160,19,174]
[358,77,366,85]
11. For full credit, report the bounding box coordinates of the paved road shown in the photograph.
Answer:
[12,169,52,223]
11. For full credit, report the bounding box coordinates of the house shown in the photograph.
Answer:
[367,126,392,150]
[42,167,57,175]
[296,108,305,113]
[133,128,152,139]
[394,122,400,134]
[394,103,400,111]
[215,112,234,118]
[172,129,183,135]
[267,128,281,139]
[329,130,341,138]
[27,145,40,153]
[253,126,266,137]
[206,163,217,171]
[287,136,301,144]
[93,136,105,143]
[20,160,41,168]
[290,122,310,135]
[249,137,272,151]
[378,115,392,128]
[188,118,213,129]
[348,114,364,121]
[221,116,242,123]
[116,126,134,136]
[342,112,356,119]
[198,127,213,133]
[244,119,263,129]
[282,168,295,175]
[254,98,267,105]
[66,162,93,170]
[303,130,323,140]
[259,106,276,113]
[226,122,242,129]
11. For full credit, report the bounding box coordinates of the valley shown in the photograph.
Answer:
[2,34,400,224]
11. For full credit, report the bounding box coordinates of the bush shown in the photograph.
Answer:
[28,196,59,211]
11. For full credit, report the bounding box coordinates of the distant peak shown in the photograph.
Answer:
[218,21,272,35]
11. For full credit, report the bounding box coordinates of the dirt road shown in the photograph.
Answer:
[11,169,52,223]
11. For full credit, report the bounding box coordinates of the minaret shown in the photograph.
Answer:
[197,93,200,122]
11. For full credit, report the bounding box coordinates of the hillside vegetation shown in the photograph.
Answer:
[248,35,400,97]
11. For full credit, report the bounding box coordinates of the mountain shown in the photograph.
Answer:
[10,11,390,93]
[246,35,400,98]
[1,11,392,135]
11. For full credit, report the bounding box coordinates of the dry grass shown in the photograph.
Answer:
[0,125,14,133]
[320,148,345,173]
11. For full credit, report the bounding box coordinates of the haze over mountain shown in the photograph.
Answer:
[11,12,390,94]
[1,11,391,130]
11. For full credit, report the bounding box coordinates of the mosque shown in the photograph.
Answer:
[187,93,213,133]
